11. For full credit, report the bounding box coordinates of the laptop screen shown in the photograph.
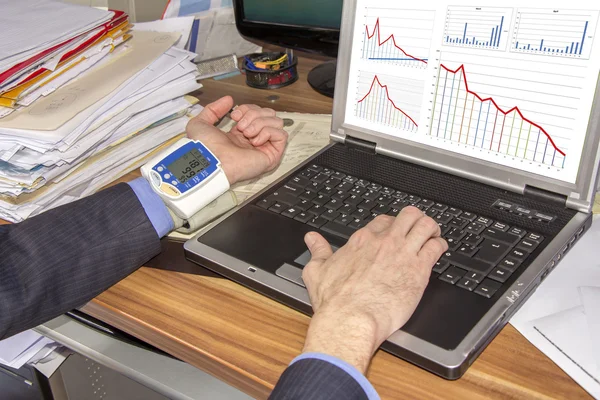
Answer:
[343,0,600,185]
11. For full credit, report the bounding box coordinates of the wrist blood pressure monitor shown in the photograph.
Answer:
[141,138,230,219]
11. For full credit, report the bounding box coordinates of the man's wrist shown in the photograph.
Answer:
[303,308,381,374]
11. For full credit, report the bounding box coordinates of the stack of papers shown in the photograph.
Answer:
[0,330,56,370]
[0,2,202,222]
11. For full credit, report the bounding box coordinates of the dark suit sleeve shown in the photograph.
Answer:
[269,358,371,400]
[0,183,162,340]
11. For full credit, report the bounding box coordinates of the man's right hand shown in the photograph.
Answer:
[301,206,448,374]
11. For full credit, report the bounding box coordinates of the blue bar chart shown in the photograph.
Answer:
[443,6,512,51]
[354,72,423,132]
[361,8,435,68]
[511,9,598,59]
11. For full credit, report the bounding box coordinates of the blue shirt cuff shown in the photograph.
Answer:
[127,177,174,238]
[291,352,380,400]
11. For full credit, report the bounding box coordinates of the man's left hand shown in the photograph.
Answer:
[186,96,288,184]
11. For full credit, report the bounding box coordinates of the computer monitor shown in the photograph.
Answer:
[233,0,343,97]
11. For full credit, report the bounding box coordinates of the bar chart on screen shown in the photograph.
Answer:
[360,8,435,68]
[354,71,423,132]
[511,8,598,59]
[427,51,587,169]
[443,6,512,51]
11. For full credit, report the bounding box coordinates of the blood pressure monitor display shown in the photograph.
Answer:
[167,148,210,184]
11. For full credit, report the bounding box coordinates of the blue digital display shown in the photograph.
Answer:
[153,141,218,194]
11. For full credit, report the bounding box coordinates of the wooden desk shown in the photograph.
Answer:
[9,55,591,399]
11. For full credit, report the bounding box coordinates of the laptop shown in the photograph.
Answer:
[185,0,600,379]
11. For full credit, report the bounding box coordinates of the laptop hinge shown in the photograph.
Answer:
[523,185,567,207]
[345,135,376,154]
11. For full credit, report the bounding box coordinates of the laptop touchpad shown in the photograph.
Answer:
[276,246,340,287]
[294,246,339,266]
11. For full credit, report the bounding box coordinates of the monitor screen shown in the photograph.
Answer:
[242,0,342,29]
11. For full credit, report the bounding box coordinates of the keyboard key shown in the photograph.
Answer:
[256,198,274,209]
[313,194,331,206]
[481,228,521,246]
[350,186,366,196]
[466,222,486,234]
[339,204,355,215]
[425,208,438,218]
[268,203,285,214]
[450,218,469,229]
[488,267,513,283]
[295,199,312,210]
[322,221,356,239]
[442,251,494,274]
[332,190,351,201]
[324,199,343,210]
[439,266,466,284]
[435,213,454,225]
[358,199,377,210]
[308,204,326,216]
[463,233,483,246]
[294,212,313,223]
[461,211,477,221]
[356,179,370,187]
[445,238,462,251]
[324,177,342,188]
[336,182,354,192]
[344,175,358,183]
[393,191,408,199]
[334,214,353,225]
[307,181,324,192]
[268,191,298,206]
[322,209,341,221]
[312,173,330,183]
[491,222,509,232]
[431,203,448,212]
[321,168,334,176]
[345,194,363,206]
[376,194,393,205]
[457,278,477,291]
[457,243,478,257]
[464,271,485,283]
[348,218,367,229]
[526,232,544,242]
[433,260,450,273]
[373,204,391,214]
[474,279,502,298]
[381,187,395,195]
[367,183,382,191]
[516,238,540,252]
[332,172,346,180]
[407,195,421,204]
[290,175,311,188]
[475,216,494,227]
[499,258,521,271]
[508,249,528,261]
[387,208,401,217]
[319,186,337,197]
[282,207,301,218]
[308,216,328,228]
[474,239,510,265]
[299,169,317,179]
[300,190,318,201]
[419,199,435,207]
[363,190,380,201]
[446,207,462,217]
[307,164,323,173]
[416,204,430,211]
[446,227,467,241]
[508,227,527,238]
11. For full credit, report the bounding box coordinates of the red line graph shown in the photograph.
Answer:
[440,64,566,156]
[358,75,418,127]
[365,18,428,64]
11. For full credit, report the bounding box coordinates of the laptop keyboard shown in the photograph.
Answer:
[255,164,545,298]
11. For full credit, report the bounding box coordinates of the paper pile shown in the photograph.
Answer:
[0,2,202,222]
[0,330,56,370]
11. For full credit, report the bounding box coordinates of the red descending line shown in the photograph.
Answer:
[358,75,418,127]
[366,18,428,64]
[441,64,566,156]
